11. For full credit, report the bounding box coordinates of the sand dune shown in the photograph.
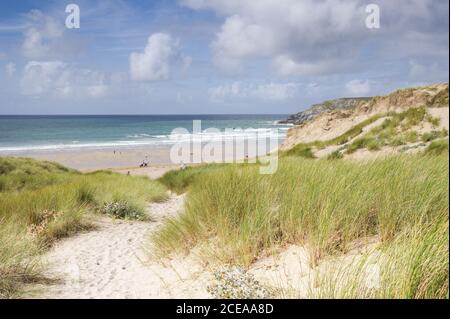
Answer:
[38,194,212,299]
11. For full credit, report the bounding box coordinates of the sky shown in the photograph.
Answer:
[0,0,448,115]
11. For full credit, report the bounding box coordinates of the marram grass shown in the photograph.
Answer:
[0,157,168,298]
[153,152,449,298]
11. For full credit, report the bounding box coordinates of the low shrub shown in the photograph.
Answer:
[100,200,147,220]
[207,266,272,299]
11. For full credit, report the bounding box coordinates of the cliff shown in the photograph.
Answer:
[279,97,371,125]
[281,83,449,154]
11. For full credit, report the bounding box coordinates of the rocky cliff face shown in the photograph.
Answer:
[281,83,449,150]
[279,97,372,125]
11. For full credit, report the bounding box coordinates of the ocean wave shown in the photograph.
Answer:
[0,129,287,153]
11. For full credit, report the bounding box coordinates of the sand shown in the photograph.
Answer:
[4,147,174,171]
[250,237,380,298]
[33,189,383,299]
[38,194,213,299]
[112,165,180,179]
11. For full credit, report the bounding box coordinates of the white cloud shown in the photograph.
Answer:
[274,55,345,77]
[129,33,179,81]
[209,82,298,102]
[21,61,66,95]
[212,14,275,62]
[20,61,109,98]
[20,10,85,60]
[21,10,64,59]
[345,79,371,96]
[181,0,448,77]
[5,62,16,77]
[181,0,367,74]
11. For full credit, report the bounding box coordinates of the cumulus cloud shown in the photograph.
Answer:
[181,0,449,77]
[274,56,347,77]
[20,61,108,98]
[21,10,84,59]
[129,33,179,81]
[345,79,371,96]
[5,62,16,77]
[21,10,64,59]
[209,82,299,102]
[181,0,367,74]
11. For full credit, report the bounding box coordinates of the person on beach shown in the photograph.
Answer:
[140,156,149,167]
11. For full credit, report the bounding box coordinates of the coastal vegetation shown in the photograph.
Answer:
[158,164,227,194]
[1,85,448,298]
[0,157,167,298]
[283,106,447,158]
[155,97,448,298]
[154,151,449,298]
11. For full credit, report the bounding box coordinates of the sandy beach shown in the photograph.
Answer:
[34,194,215,299]
[0,141,280,178]
[1,146,173,170]
[0,146,187,180]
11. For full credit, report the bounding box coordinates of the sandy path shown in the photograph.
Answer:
[39,194,212,299]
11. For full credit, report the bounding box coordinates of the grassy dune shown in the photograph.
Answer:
[314,220,449,299]
[346,106,447,154]
[0,157,167,298]
[1,139,448,298]
[285,106,447,158]
[158,164,227,194]
[154,152,449,298]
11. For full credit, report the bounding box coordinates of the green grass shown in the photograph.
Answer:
[424,140,449,156]
[158,164,227,194]
[0,157,167,298]
[0,157,77,192]
[0,222,44,298]
[281,113,387,158]
[153,153,448,273]
[285,144,315,158]
[346,136,380,154]
[344,107,446,154]
[313,220,448,299]
[428,88,449,107]
[327,150,344,160]
[421,130,449,143]
[282,107,433,157]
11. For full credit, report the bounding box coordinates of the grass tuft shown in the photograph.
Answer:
[153,153,448,276]
[0,157,167,297]
[424,140,449,156]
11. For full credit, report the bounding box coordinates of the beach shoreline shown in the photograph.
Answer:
[0,146,178,178]
[0,142,280,178]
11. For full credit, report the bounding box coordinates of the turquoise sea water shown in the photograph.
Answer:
[0,115,291,152]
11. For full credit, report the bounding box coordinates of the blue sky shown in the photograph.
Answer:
[0,0,448,114]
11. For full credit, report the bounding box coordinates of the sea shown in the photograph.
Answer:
[0,115,291,153]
